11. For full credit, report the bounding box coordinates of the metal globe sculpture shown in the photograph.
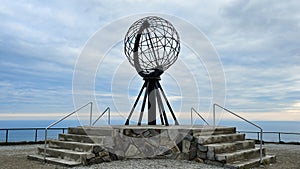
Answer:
[124,16,180,126]
[124,16,180,77]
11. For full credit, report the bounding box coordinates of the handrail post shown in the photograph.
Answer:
[108,107,110,125]
[260,128,263,164]
[89,102,93,126]
[213,104,216,127]
[279,133,281,143]
[5,129,8,143]
[35,129,38,142]
[190,108,193,125]
[44,129,48,162]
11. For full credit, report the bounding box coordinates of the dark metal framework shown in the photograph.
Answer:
[125,77,179,125]
[124,16,180,125]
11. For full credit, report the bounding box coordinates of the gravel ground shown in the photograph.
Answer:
[0,144,299,169]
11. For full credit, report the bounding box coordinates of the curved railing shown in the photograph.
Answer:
[213,103,263,164]
[92,107,110,125]
[190,107,209,125]
[43,102,113,161]
[43,102,93,161]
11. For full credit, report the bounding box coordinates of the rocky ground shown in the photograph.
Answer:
[0,144,299,169]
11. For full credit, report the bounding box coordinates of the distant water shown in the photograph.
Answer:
[217,120,300,143]
[0,120,299,143]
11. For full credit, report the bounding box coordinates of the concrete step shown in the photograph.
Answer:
[27,154,81,167]
[49,140,104,153]
[38,147,94,165]
[59,134,114,148]
[193,126,236,136]
[207,140,255,155]
[196,133,245,145]
[68,126,114,136]
[225,155,276,169]
[215,147,266,163]
[59,133,107,144]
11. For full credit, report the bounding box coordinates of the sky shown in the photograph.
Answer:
[0,0,300,122]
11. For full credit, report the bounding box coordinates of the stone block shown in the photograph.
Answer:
[99,151,109,158]
[198,145,208,152]
[189,146,197,160]
[143,141,156,157]
[183,134,194,142]
[197,149,207,159]
[207,150,215,160]
[182,140,191,153]
[125,144,140,157]
[205,160,224,167]
[113,150,124,158]
[167,129,179,141]
[176,153,189,160]
[193,157,204,163]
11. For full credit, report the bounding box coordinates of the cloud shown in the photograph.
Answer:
[0,0,299,121]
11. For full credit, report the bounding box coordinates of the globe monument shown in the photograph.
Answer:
[124,16,180,126]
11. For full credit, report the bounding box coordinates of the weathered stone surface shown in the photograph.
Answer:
[197,149,207,159]
[176,153,189,160]
[194,157,204,163]
[87,156,104,164]
[205,159,224,167]
[183,134,194,142]
[92,146,104,155]
[167,129,179,140]
[125,144,140,157]
[207,149,215,160]
[170,144,180,153]
[143,141,156,157]
[103,136,114,149]
[99,151,109,158]
[165,152,180,159]
[114,150,124,158]
[114,135,132,151]
[198,145,208,152]
[189,146,197,160]
[182,140,191,153]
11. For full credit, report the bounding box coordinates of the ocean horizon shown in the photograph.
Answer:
[0,120,299,143]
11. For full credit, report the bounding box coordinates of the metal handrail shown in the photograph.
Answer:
[43,102,92,162]
[238,130,300,143]
[213,103,263,164]
[0,128,67,143]
[92,107,110,125]
[190,107,209,125]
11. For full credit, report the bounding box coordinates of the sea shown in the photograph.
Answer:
[0,120,299,143]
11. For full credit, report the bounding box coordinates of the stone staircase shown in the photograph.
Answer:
[28,125,276,168]
[195,132,275,168]
[28,127,115,166]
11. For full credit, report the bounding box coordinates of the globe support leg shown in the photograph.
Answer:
[138,82,149,125]
[157,82,179,125]
[125,82,146,125]
[156,87,169,126]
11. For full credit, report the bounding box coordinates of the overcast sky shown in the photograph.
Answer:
[1,0,300,122]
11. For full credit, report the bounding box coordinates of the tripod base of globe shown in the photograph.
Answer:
[125,77,179,126]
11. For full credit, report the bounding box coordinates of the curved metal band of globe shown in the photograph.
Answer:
[125,77,179,126]
[133,20,164,77]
